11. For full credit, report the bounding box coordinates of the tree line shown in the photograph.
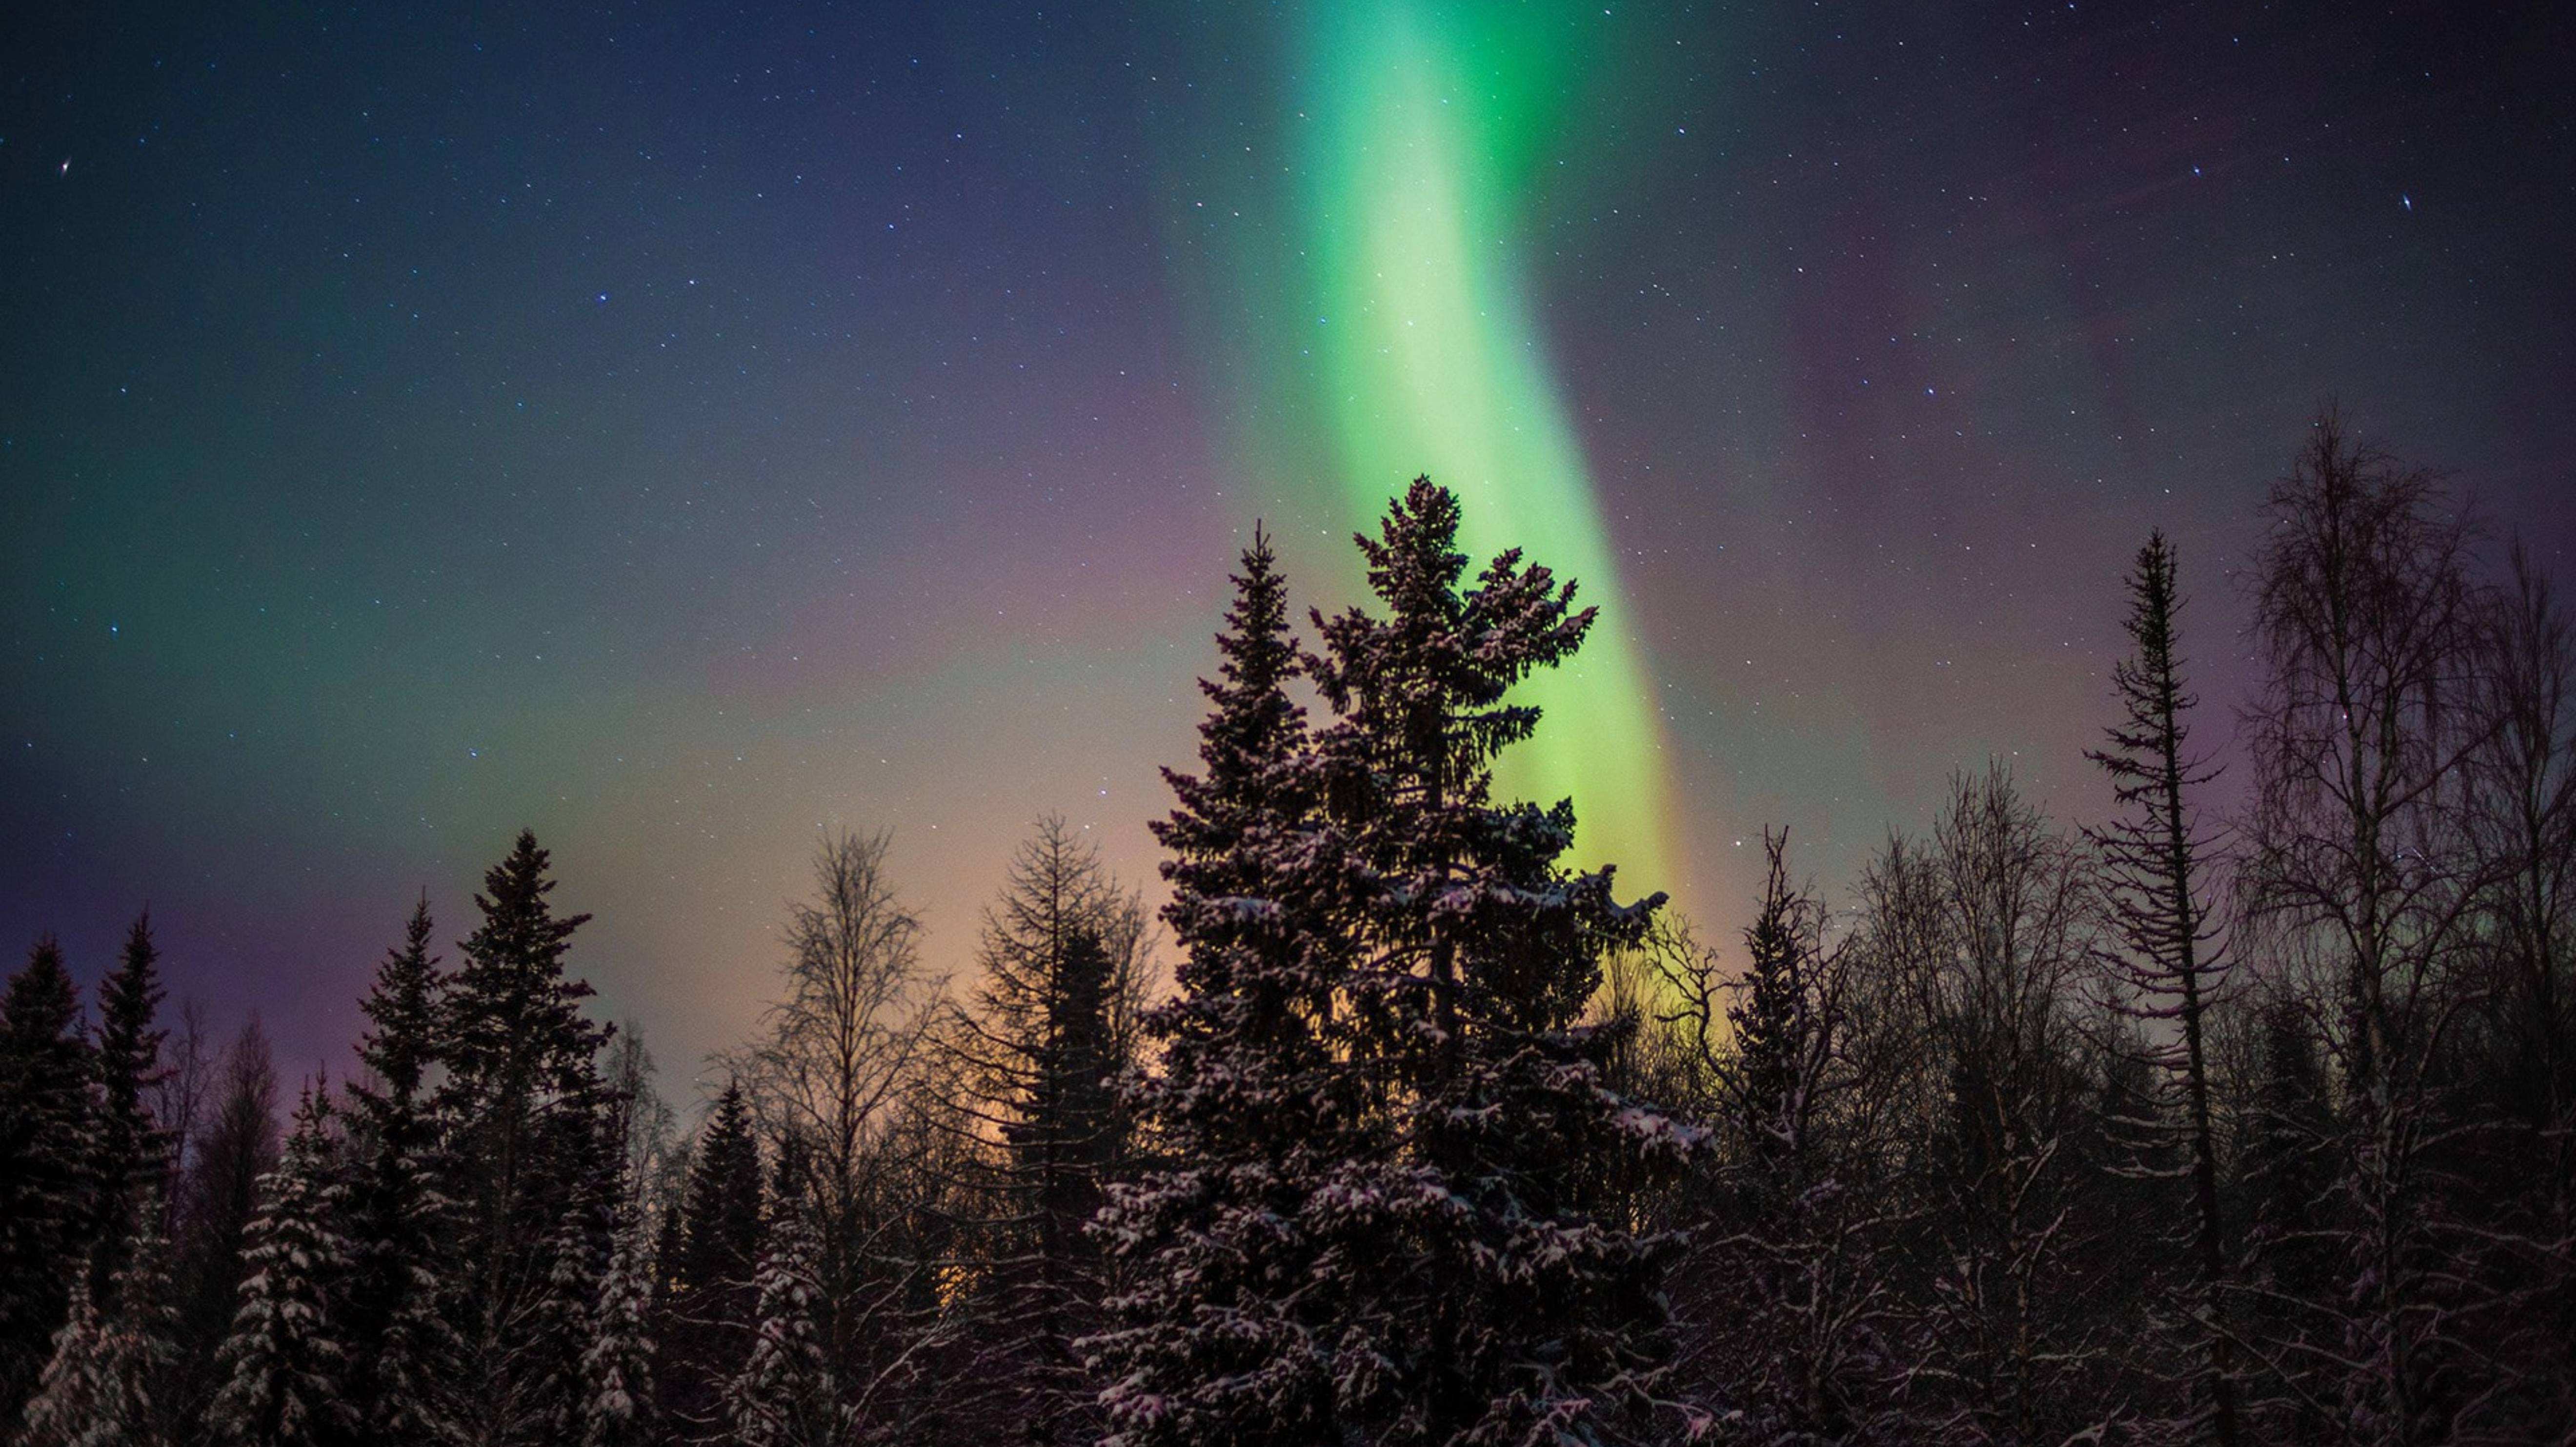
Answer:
[0,408,2568,1446]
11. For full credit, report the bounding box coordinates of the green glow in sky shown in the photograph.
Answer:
[1295,0,1674,889]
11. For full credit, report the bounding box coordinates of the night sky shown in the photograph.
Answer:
[6,0,2572,1083]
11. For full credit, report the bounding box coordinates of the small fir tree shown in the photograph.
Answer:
[960,817,1146,1267]
[24,1214,181,1447]
[725,1195,835,1447]
[169,1019,283,1430]
[947,815,1146,1441]
[655,1081,764,1434]
[581,1204,660,1447]
[208,1083,353,1447]
[20,1271,103,1447]
[673,1083,766,1298]
[532,1176,614,1447]
[1682,829,1897,1442]
[342,896,463,1446]
[1727,830,1833,1169]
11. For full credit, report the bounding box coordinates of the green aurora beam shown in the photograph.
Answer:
[1290,0,1676,889]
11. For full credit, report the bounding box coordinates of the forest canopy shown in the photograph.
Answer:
[3,415,2572,1447]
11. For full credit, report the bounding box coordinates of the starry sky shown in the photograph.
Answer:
[6,0,2572,1084]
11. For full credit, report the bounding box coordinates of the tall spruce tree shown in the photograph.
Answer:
[1090,528,1373,1447]
[1331,480,1702,1443]
[20,1270,104,1447]
[2086,530,2240,1445]
[1212,482,1696,1443]
[344,896,462,1446]
[208,1083,353,1447]
[439,829,615,1444]
[91,914,173,1306]
[22,1212,178,1447]
[0,937,95,1421]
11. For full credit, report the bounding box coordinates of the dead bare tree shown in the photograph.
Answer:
[933,815,1151,1447]
[2086,530,2242,1446]
[1872,765,2108,1447]
[1648,833,1907,1445]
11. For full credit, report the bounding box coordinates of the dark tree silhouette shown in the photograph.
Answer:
[0,937,95,1421]
[2233,995,2339,1446]
[90,914,172,1307]
[1681,830,1898,1442]
[945,815,1145,1445]
[2458,543,2576,1427]
[343,895,465,1446]
[1864,766,2103,1446]
[168,1018,279,1428]
[2086,530,2241,1446]
[439,829,616,1445]
[661,1078,765,1433]
[2240,407,2490,1445]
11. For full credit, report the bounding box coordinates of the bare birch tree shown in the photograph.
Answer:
[730,828,947,1431]
[2455,543,2576,1435]
[2238,405,2492,1446]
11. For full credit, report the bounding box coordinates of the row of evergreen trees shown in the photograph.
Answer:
[0,834,637,1446]
[2,410,2570,1445]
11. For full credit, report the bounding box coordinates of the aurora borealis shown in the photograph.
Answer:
[1291,1,1672,888]
[6,1,2573,1080]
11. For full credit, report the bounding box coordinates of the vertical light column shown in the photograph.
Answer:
[1297,1,1673,888]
